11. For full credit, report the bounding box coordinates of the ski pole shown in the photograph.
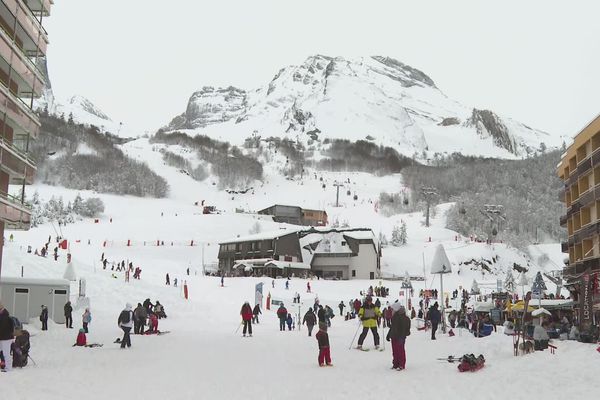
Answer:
[234,321,243,334]
[381,322,385,350]
[348,320,362,349]
[28,354,37,366]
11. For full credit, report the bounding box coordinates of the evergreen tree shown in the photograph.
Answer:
[399,221,408,245]
[391,225,401,246]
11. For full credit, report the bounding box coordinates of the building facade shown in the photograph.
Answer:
[218,228,380,280]
[258,204,328,226]
[218,231,303,273]
[0,0,51,275]
[557,113,600,329]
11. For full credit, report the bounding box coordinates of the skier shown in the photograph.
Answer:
[307,282,311,293]
[285,280,289,290]
[428,302,441,340]
[338,301,345,317]
[317,305,326,323]
[276,303,288,331]
[252,303,262,324]
[316,322,332,367]
[64,301,73,329]
[240,302,253,337]
[117,303,134,348]
[286,313,293,331]
[133,303,147,334]
[174,278,178,287]
[165,273,170,285]
[82,308,92,333]
[143,298,154,315]
[272,279,275,289]
[40,305,49,331]
[356,296,381,350]
[146,313,158,334]
[386,303,411,370]
[0,302,15,372]
[303,308,317,336]
[221,275,225,287]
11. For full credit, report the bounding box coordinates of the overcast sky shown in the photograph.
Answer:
[44,0,600,137]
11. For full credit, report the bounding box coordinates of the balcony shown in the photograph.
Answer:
[1,0,48,57]
[0,189,31,230]
[0,82,40,138]
[0,141,35,184]
[0,27,44,98]
[561,242,568,253]
[23,0,52,17]
[560,214,567,227]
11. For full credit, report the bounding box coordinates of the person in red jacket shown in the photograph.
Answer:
[75,329,87,346]
[240,302,253,337]
[316,322,332,367]
[276,304,288,331]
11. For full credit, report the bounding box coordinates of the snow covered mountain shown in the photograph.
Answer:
[165,55,561,158]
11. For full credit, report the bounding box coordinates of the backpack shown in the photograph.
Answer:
[118,310,131,324]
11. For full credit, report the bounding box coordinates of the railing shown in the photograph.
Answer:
[0,189,31,212]
[0,136,36,166]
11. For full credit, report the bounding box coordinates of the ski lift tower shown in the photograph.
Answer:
[431,244,452,333]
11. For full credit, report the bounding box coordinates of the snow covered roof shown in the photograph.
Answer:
[264,261,311,270]
[220,228,301,244]
[314,232,353,255]
[0,277,70,287]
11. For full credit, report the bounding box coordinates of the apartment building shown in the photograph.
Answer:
[557,113,600,329]
[0,0,52,274]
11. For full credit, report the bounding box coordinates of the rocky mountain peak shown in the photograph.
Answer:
[465,109,515,154]
[371,56,436,88]
[67,95,111,121]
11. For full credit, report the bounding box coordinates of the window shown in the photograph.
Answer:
[54,289,67,295]
[284,255,293,262]
[369,272,375,280]
[341,241,347,246]
[352,270,356,277]
[15,288,29,293]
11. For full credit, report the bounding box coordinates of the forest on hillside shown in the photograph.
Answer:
[32,114,169,197]
[398,151,566,250]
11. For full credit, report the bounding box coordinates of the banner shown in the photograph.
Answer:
[255,282,264,307]
[580,273,592,330]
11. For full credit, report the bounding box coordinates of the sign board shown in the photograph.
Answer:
[490,308,502,324]
[492,292,509,301]
[271,299,283,307]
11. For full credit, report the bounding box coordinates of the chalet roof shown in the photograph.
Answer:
[219,228,301,245]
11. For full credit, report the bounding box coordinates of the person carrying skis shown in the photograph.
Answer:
[303,308,317,336]
[82,308,92,333]
[40,305,49,331]
[277,303,288,331]
[428,302,441,340]
[356,296,381,350]
[240,302,253,337]
[133,303,147,334]
[338,301,345,317]
[117,303,134,348]
[252,303,262,324]
[64,301,73,329]
[386,303,411,370]
[316,322,332,367]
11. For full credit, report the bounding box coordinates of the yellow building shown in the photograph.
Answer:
[557,113,600,329]
[0,0,52,274]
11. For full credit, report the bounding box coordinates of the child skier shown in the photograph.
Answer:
[75,329,87,346]
[286,313,293,331]
[316,322,332,367]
